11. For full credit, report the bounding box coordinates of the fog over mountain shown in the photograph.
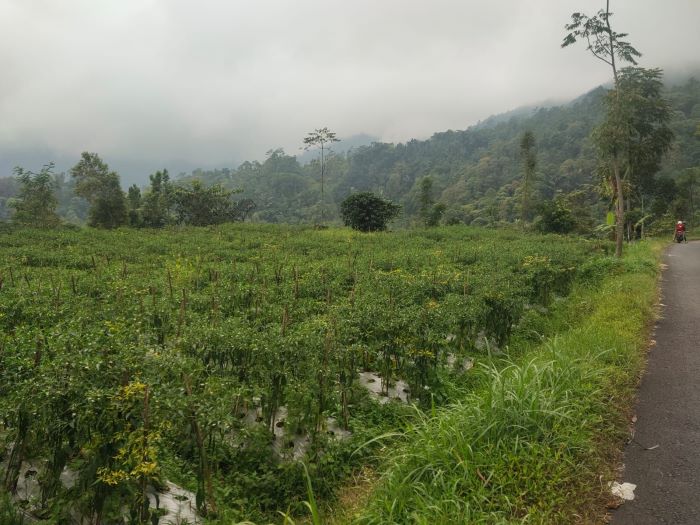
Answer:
[1,0,699,185]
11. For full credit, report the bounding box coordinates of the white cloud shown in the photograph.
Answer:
[1,0,698,180]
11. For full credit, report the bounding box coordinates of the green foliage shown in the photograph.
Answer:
[0,224,602,521]
[339,192,400,232]
[44,74,690,232]
[520,130,537,222]
[0,493,24,525]
[594,68,674,170]
[536,197,576,234]
[127,184,142,227]
[418,176,434,226]
[142,169,174,228]
[426,202,446,227]
[594,67,674,250]
[70,152,127,228]
[10,164,60,228]
[562,4,641,73]
[562,2,678,254]
[416,177,446,227]
[172,179,243,226]
[303,128,339,224]
[3,75,699,231]
[357,242,658,524]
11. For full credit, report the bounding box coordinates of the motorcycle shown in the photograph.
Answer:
[674,231,687,243]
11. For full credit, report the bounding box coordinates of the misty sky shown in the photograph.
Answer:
[1,0,699,182]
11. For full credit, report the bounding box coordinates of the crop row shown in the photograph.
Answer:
[0,224,605,522]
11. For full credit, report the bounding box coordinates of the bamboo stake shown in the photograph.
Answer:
[167,269,174,300]
[177,289,187,338]
[182,374,217,515]
[139,385,150,523]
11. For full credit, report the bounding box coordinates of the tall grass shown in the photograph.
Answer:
[0,493,24,525]
[354,242,659,524]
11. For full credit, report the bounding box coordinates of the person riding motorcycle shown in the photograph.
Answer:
[674,221,687,243]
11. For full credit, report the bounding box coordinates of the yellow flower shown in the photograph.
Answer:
[97,467,129,486]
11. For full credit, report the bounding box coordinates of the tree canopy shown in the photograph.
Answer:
[1,74,698,233]
[10,163,60,228]
[70,152,127,229]
[340,192,400,232]
[172,180,244,226]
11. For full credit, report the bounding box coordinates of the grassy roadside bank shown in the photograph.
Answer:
[349,241,661,524]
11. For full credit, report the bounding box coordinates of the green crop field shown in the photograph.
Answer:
[0,224,616,523]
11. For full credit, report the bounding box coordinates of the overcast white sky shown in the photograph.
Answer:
[1,0,699,181]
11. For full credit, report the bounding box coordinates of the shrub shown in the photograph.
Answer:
[339,192,400,232]
[536,198,575,234]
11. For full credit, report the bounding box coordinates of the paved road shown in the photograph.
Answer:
[612,241,700,524]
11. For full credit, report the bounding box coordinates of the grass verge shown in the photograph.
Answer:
[351,241,661,524]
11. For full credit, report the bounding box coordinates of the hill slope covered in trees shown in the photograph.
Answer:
[179,76,700,229]
[1,77,699,229]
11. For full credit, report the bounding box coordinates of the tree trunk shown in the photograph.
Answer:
[320,144,325,224]
[613,158,624,257]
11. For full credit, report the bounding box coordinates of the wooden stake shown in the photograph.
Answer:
[167,269,174,300]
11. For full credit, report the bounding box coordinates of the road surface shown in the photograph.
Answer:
[612,241,700,524]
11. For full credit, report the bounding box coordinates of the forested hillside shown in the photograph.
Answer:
[178,76,700,229]
[1,77,698,229]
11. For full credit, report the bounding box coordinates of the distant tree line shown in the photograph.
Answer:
[1,76,698,234]
[170,77,699,235]
[2,153,255,230]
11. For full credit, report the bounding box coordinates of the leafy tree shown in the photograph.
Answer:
[418,177,434,226]
[142,169,173,228]
[10,163,60,228]
[70,152,127,228]
[169,75,699,228]
[677,168,700,225]
[172,180,243,226]
[563,187,597,234]
[340,192,400,232]
[649,176,678,218]
[427,203,447,227]
[536,197,575,234]
[53,172,88,224]
[0,178,19,220]
[417,176,445,226]
[126,184,142,227]
[562,1,641,82]
[593,67,673,240]
[303,127,339,223]
[519,130,537,222]
[562,0,641,256]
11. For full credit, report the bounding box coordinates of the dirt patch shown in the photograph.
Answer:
[326,466,379,524]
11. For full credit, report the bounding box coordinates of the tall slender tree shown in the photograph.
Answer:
[562,0,641,256]
[418,176,434,226]
[519,130,537,223]
[303,127,339,224]
[126,184,142,227]
[142,169,173,228]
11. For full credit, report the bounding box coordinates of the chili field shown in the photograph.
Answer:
[0,224,608,523]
